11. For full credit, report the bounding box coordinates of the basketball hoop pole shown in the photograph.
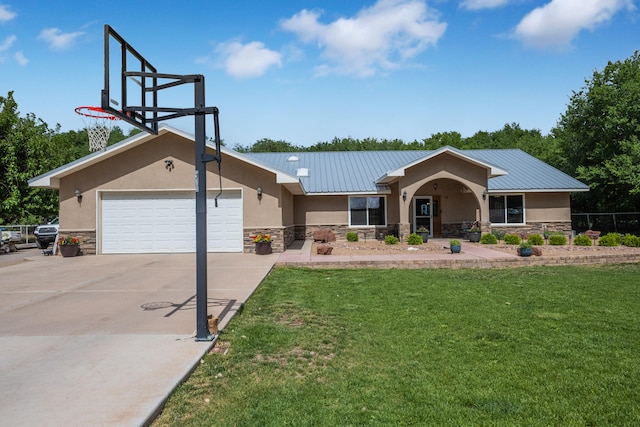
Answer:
[102,25,221,341]
[194,75,213,342]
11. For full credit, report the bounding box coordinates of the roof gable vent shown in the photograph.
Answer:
[296,168,309,177]
[287,155,299,162]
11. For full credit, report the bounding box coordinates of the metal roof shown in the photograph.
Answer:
[245,148,588,194]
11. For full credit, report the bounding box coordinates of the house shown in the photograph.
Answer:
[29,125,588,254]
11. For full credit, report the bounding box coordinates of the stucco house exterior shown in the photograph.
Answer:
[29,125,589,255]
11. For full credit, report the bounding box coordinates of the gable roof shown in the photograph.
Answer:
[28,125,301,190]
[245,148,588,194]
[29,124,588,195]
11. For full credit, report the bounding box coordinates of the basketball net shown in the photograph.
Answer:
[75,106,119,152]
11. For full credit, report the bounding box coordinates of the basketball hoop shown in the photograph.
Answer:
[75,106,119,152]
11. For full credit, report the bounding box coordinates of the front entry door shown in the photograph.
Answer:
[413,197,432,237]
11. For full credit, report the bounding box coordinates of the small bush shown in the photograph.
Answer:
[492,229,506,242]
[407,233,423,245]
[449,239,461,246]
[384,235,399,245]
[598,232,621,247]
[480,233,497,244]
[622,234,640,247]
[504,234,521,245]
[520,241,532,249]
[573,235,592,246]
[548,234,567,245]
[346,231,358,242]
[527,234,544,246]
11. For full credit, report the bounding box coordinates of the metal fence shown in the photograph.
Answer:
[571,212,640,235]
[0,224,39,244]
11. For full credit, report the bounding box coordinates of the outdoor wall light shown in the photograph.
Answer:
[402,191,407,202]
[257,186,263,201]
[433,182,438,191]
[75,189,82,204]
[483,189,488,200]
[165,159,174,171]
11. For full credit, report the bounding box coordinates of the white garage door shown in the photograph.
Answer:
[101,191,243,254]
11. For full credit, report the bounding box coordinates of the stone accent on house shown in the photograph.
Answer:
[294,225,400,242]
[63,230,97,255]
[441,221,573,239]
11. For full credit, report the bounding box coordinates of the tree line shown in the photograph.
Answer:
[2,51,639,224]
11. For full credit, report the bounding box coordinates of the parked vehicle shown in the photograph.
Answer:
[1,228,22,253]
[34,217,59,249]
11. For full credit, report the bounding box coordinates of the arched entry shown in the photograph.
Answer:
[408,178,482,238]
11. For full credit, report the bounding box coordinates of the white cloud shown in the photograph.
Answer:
[460,0,511,10]
[38,28,85,50]
[0,34,16,52]
[280,0,447,77]
[213,40,282,79]
[0,4,16,23]
[514,0,635,49]
[14,50,27,66]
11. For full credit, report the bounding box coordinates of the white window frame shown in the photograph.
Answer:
[348,195,387,227]
[489,193,526,226]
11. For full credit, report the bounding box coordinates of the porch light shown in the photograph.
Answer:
[433,182,438,191]
[402,191,407,202]
[483,189,488,200]
[257,186,263,201]
[75,189,82,204]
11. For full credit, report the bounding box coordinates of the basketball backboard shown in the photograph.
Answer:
[102,25,159,135]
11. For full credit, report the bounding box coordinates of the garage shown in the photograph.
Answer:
[100,190,243,254]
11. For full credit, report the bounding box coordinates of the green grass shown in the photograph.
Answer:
[154,265,640,426]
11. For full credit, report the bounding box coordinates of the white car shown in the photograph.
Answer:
[34,217,59,249]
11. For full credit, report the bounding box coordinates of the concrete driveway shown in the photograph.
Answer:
[0,250,278,426]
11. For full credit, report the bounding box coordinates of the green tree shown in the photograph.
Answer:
[233,138,301,153]
[552,51,640,212]
[0,92,59,223]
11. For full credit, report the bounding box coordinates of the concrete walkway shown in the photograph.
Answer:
[0,251,278,427]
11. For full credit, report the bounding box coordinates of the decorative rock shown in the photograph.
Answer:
[317,245,333,255]
[532,247,543,256]
[313,229,336,243]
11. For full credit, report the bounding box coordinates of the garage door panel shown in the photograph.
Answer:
[101,191,242,254]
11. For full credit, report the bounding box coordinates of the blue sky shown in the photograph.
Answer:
[1,0,638,147]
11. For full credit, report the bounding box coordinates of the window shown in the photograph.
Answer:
[489,195,524,224]
[349,196,386,226]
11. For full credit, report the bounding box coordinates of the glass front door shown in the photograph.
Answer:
[413,197,432,236]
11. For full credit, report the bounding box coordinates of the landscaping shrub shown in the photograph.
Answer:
[491,229,506,242]
[407,233,423,245]
[346,231,358,242]
[480,233,497,244]
[384,235,399,245]
[527,233,544,246]
[622,234,640,247]
[598,232,621,247]
[548,234,567,245]
[504,234,521,245]
[573,235,592,246]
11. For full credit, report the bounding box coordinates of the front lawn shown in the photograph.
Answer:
[154,265,640,426]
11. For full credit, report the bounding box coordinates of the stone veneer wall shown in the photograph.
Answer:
[441,221,573,238]
[294,224,399,242]
[244,226,296,253]
[64,230,97,255]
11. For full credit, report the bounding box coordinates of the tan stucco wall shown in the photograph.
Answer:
[294,195,348,225]
[523,192,571,222]
[58,133,288,232]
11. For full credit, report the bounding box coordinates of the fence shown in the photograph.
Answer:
[0,224,39,244]
[571,212,640,235]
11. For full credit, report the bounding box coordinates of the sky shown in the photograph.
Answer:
[1,0,638,147]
